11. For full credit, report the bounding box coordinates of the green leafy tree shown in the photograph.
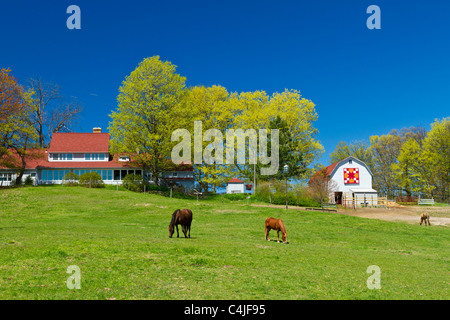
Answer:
[422,118,450,201]
[109,56,186,185]
[392,138,421,197]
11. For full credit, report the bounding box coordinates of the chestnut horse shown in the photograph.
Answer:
[169,208,193,238]
[419,212,431,226]
[265,217,287,243]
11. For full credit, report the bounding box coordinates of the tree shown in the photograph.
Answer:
[369,132,402,197]
[174,85,235,193]
[391,138,421,197]
[329,141,350,164]
[27,78,82,147]
[0,69,39,184]
[308,167,338,204]
[330,140,373,168]
[0,68,26,123]
[422,118,450,201]
[232,89,323,182]
[109,56,187,185]
[266,115,304,181]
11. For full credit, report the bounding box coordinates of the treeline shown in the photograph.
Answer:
[0,68,82,183]
[108,56,324,192]
[328,119,450,202]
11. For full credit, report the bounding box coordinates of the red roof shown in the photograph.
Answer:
[0,149,132,170]
[228,178,244,183]
[47,132,110,153]
[308,161,339,185]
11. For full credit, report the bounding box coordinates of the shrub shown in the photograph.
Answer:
[122,173,145,192]
[24,175,34,186]
[79,172,104,188]
[223,193,249,201]
[254,181,321,208]
[63,172,79,186]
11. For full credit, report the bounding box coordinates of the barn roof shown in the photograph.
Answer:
[228,178,244,184]
[308,156,373,184]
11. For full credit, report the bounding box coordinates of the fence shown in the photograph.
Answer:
[342,196,384,209]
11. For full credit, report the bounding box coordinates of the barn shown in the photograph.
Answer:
[310,156,378,207]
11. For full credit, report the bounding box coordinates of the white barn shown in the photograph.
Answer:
[311,156,378,207]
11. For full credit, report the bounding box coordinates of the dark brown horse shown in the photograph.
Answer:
[169,209,193,238]
[265,217,287,243]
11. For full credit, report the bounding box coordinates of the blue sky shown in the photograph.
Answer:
[1,0,449,165]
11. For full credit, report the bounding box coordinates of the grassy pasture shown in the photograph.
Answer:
[0,186,448,300]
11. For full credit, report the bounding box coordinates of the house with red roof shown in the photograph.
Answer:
[0,128,194,189]
[309,156,378,207]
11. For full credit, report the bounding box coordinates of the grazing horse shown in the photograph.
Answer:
[419,212,430,226]
[169,209,193,238]
[265,217,287,243]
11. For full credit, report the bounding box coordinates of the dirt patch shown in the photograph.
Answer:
[249,203,450,226]
[337,206,450,226]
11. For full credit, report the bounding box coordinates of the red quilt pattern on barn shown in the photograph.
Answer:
[343,168,359,184]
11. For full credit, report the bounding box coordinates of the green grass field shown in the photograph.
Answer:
[0,186,448,300]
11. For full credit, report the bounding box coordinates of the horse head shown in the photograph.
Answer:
[282,231,287,243]
[169,209,180,238]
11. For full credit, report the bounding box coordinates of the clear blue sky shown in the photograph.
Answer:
[1,0,449,165]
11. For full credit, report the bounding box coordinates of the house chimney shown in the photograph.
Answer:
[93,127,102,133]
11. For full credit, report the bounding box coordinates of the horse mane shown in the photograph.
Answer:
[278,219,287,233]
[170,209,180,227]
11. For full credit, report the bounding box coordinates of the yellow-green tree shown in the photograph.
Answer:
[391,138,422,197]
[422,117,450,201]
[108,56,186,184]
[175,85,235,192]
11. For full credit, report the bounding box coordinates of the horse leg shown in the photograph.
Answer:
[427,217,431,226]
[188,223,191,238]
[277,230,280,243]
[265,227,270,241]
[176,225,179,238]
[182,225,187,238]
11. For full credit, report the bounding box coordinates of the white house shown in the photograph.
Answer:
[226,178,245,194]
[0,128,195,189]
[310,156,378,207]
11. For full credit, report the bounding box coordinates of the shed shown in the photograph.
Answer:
[226,178,245,194]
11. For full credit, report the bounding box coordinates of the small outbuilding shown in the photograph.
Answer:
[226,178,245,194]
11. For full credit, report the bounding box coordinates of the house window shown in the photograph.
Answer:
[119,156,130,161]
[114,170,120,180]
[53,153,73,160]
[85,153,106,160]
[0,173,12,181]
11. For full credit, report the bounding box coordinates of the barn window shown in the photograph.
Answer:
[349,160,353,164]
